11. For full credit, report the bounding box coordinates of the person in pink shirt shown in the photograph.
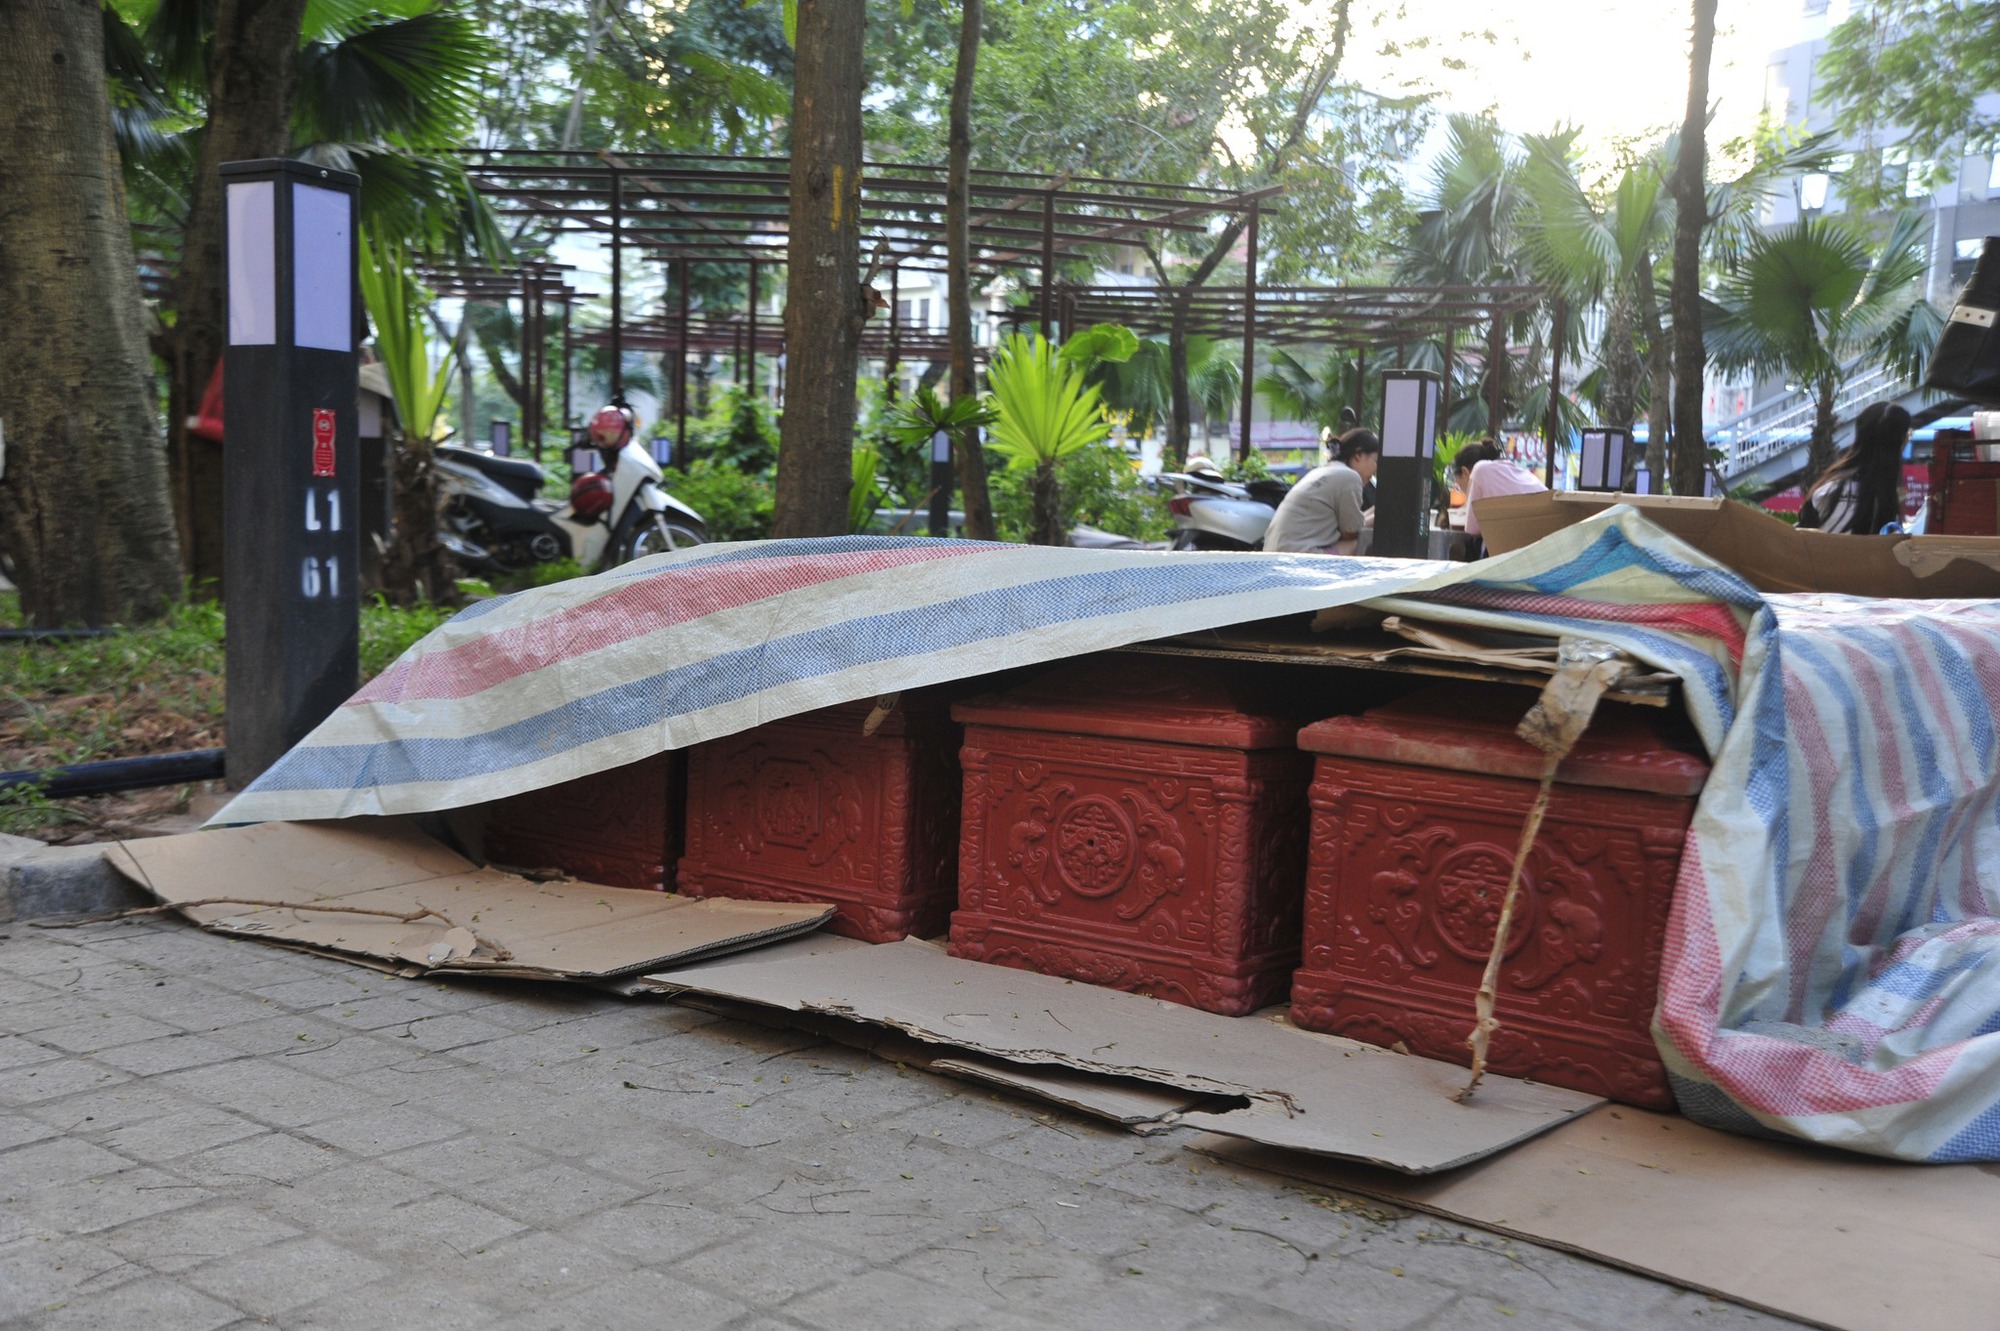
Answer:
[1451,439,1546,540]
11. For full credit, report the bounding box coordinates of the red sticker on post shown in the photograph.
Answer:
[311,409,336,478]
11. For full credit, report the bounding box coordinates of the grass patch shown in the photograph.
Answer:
[0,590,455,776]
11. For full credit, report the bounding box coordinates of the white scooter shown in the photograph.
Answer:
[437,404,706,574]
[1162,464,1291,551]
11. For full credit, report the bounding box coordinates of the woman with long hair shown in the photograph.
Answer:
[1797,403,1911,535]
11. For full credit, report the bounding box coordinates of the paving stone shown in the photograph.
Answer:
[91,1034,245,1077]
[378,1134,555,1188]
[439,1229,629,1303]
[460,1161,649,1226]
[502,1265,751,1331]
[0,1113,60,1153]
[183,1235,391,1319]
[0,1136,140,1190]
[0,1233,146,1318]
[174,1131,341,1188]
[671,1230,874,1309]
[780,1268,993,1331]
[9,1165,212,1236]
[99,1202,307,1274]
[159,1060,385,1129]
[0,1035,63,1072]
[299,1105,467,1157]
[560,1199,754,1267]
[12,1273,244,1331]
[33,1012,182,1055]
[0,1057,129,1105]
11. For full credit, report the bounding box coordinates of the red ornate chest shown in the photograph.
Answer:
[480,752,682,892]
[948,663,1316,1016]
[1291,687,1709,1109]
[675,695,962,943]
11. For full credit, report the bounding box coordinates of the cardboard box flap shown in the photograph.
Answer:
[645,936,1600,1174]
[1474,492,2000,599]
[108,820,833,980]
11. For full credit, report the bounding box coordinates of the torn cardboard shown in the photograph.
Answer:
[1475,491,2000,598]
[671,985,1205,1128]
[642,936,1601,1174]
[1195,1107,2000,1331]
[107,820,832,980]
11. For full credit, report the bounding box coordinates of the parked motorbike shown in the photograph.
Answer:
[1162,464,1291,551]
[436,404,706,574]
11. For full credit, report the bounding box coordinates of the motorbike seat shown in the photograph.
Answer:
[437,445,546,502]
[1244,478,1292,509]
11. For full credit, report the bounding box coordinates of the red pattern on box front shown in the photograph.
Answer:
[676,698,961,943]
[1290,688,1708,1109]
[949,664,1314,1016]
[481,752,681,891]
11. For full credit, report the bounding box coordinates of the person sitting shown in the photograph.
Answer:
[1263,429,1379,555]
[1451,439,1546,559]
[1797,402,1911,535]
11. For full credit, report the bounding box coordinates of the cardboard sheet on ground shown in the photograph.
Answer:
[642,936,1600,1174]
[106,820,831,979]
[1194,1110,2000,1331]
[680,990,1205,1127]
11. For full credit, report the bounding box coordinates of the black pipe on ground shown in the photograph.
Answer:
[0,749,227,799]
[0,628,117,642]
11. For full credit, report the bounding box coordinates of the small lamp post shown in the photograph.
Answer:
[222,158,361,787]
[489,418,512,457]
[1576,426,1631,492]
[1374,368,1442,558]
[927,428,955,537]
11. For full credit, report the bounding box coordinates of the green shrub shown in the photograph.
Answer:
[663,459,776,542]
[359,596,454,678]
[991,443,1169,544]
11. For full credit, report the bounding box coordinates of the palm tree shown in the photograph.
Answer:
[1705,212,1943,479]
[985,333,1114,545]
[116,0,500,586]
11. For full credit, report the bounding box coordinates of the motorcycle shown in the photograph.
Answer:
[436,404,706,574]
[1162,466,1292,551]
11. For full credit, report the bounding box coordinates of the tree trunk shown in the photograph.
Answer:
[162,0,310,594]
[1601,288,1641,432]
[1029,460,1064,546]
[1668,0,1718,498]
[945,0,994,540]
[0,0,184,627]
[772,0,866,538]
[1636,261,1674,481]
[377,434,459,605]
[1166,311,1193,469]
[1809,375,1839,481]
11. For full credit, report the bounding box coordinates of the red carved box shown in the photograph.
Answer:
[480,752,682,891]
[1291,686,1709,1109]
[675,696,962,943]
[948,663,1316,1016]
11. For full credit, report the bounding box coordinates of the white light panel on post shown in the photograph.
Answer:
[1576,425,1630,492]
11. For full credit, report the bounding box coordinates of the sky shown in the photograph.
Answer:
[1346,0,1807,177]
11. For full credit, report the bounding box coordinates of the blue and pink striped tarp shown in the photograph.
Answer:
[216,510,2000,1161]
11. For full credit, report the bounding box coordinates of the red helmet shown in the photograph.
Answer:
[569,471,614,521]
[587,403,635,451]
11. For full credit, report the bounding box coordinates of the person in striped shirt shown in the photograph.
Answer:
[1797,402,1911,535]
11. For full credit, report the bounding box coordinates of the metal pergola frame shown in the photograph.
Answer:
[1059,282,1564,475]
[437,151,1565,477]
[451,149,1280,464]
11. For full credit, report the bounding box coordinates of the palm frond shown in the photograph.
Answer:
[985,333,1112,468]
[294,7,492,147]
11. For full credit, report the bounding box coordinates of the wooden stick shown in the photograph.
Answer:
[1454,751,1561,1104]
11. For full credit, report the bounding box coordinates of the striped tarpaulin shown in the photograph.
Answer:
[217,511,2000,1161]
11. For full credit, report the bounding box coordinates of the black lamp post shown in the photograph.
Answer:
[221,158,361,787]
[1374,368,1442,558]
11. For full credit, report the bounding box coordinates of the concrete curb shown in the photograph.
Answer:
[0,838,149,923]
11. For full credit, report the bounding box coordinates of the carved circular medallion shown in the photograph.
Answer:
[1431,845,1535,962]
[1054,796,1136,897]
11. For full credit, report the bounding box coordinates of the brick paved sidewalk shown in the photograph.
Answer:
[0,917,1801,1331]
